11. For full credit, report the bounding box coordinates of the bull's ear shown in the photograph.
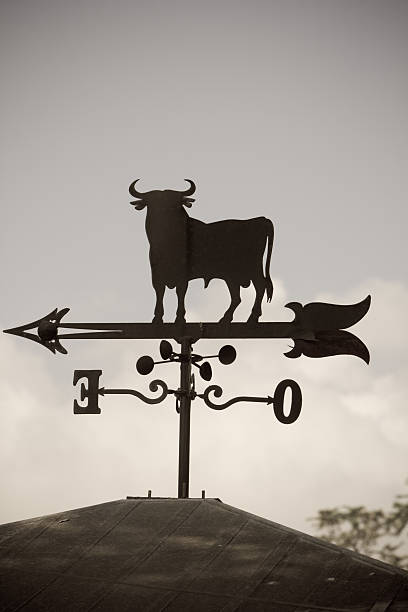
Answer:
[182,197,195,208]
[131,199,146,210]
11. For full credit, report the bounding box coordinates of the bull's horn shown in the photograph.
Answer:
[181,179,196,196]
[129,179,147,199]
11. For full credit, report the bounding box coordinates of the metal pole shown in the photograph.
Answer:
[178,337,192,498]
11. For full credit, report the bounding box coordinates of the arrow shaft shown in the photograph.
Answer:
[100,380,172,405]
[101,388,144,396]
[214,395,269,409]
[199,385,271,411]
[57,321,302,340]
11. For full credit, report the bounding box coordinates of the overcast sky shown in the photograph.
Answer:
[1,0,407,535]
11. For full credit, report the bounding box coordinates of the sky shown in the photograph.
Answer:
[1,0,407,535]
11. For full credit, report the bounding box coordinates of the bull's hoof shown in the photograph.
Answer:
[247,314,260,324]
[152,316,163,324]
[174,316,186,325]
[219,315,233,324]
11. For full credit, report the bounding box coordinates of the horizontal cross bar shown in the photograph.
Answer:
[58,321,306,340]
[3,295,371,361]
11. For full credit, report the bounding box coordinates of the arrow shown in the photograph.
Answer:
[198,386,274,410]
[198,379,302,424]
[3,295,371,362]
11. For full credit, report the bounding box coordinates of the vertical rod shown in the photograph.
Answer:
[178,337,192,498]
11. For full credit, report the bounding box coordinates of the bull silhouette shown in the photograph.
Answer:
[129,179,274,324]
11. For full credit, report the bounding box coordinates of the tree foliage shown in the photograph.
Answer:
[310,484,408,569]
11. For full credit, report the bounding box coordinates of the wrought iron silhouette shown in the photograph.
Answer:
[129,179,274,324]
[3,177,372,499]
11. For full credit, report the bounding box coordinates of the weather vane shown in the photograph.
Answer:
[4,179,370,498]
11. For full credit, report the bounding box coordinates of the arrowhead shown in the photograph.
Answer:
[3,307,70,355]
[266,396,274,405]
[99,387,105,396]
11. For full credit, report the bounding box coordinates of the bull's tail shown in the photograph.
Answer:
[264,219,274,302]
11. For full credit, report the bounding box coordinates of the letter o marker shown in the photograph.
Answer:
[273,379,302,424]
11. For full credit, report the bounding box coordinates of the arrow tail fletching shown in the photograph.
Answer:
[286,295,371,332]
[285,330,370,363]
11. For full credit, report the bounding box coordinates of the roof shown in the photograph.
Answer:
[1,497,407,611]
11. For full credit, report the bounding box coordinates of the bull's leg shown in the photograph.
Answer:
[175,281,188,323]
[152,281,165,323]
[219,282,241,324]
[247,274,265,323]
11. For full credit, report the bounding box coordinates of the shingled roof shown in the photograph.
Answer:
[1,497,407,611]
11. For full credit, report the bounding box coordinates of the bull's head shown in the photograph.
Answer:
[129,179,196,210]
